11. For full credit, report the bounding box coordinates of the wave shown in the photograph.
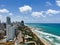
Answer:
[26,24,60,45]
[31,27,60,45]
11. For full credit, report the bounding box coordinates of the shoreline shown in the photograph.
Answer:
[29,27,52,45]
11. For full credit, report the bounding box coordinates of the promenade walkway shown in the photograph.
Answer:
[15,30,23,45]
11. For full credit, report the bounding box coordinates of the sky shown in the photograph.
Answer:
[0,0,60,23]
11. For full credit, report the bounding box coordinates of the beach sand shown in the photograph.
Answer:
[31,28,52,45]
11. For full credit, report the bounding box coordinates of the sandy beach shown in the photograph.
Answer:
[31,27,52,45]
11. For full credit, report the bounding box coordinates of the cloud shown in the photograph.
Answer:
[56,0,60,7]
[46,9,60,15]
[31,9,60,17]
[0,4,5,7]
[31,12,43,17]
[0,8,13,22]
[0,15,6,22]
[9,13,13,16]
[0,15,2,19]
[46,1,52,6]
[0,9,9,13]
[19,5,32,13]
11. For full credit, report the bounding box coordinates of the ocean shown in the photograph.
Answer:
[26,23,60,45]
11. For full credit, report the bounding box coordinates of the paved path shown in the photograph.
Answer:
[15,30,23,45]
[17,31,23,43]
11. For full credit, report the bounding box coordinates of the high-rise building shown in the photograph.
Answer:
[0,20,5,30]
[6,17,11,24]
[6,25,16,41]
[6,17,16,41]
[0,20,1,24]
[21,20,24,27]
[0,20,1,26]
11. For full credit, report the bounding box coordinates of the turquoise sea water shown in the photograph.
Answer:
[26,23,60,45]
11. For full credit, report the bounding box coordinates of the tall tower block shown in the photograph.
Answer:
[6,17,11,24]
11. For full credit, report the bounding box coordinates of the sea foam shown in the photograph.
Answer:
[32,28,60,45]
